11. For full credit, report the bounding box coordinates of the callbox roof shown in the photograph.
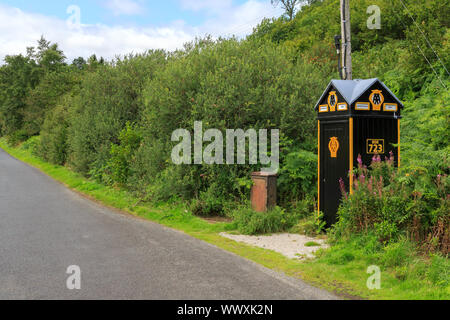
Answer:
[314,78,404,110]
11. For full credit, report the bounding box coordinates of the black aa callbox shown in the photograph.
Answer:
[315,78,403,227]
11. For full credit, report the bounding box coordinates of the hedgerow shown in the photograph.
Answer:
[0,1,447,255]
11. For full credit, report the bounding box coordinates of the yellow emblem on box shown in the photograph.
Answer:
[329,137,340,158]
[369,90,385,111]
[328,91,338,112]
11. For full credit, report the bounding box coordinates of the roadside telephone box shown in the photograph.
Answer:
[315,78,403,227]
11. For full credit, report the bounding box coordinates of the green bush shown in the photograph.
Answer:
[426,254,450,287]
[21,135,41,157]
[401,83,450,177]
[189,184,230,217]
[287,196,317,219]
[6,129,30,146]
[292,210,326,237]
[381,238,415,268]
[107,122,142,185]
[230,205,300,235]
[22,67,80,137]
[138,164,203,203]
[133,38,325,209]
[334,154,449,255]
[278,148,318,204]
[39,103,70,165]
[323,248,356,265]
[189,194,225,217]
[67,52,166,176]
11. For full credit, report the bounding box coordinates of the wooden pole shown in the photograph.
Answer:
[340,0,352,80]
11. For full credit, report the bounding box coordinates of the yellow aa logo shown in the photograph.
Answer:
[328,91,338,112]
[329,137,340,158]
[369,90,384,111]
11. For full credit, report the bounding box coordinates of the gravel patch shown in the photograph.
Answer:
[220,233,329,260]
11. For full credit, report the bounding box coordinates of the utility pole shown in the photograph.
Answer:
[340,0,352,80]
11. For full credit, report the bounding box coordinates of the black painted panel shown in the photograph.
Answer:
[353,117,399,168]
[320,120,349,227]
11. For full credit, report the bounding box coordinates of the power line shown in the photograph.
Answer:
[189,7,284,40]
[391,0,447,89]
[224,8,285,37]
[415,42,447,89]
[397,0,449,76]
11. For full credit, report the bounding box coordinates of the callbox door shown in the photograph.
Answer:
[320,120,349,226]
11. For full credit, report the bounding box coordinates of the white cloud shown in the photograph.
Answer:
[0,1,283,64]
[0,4,192,63]
[191,0,284,38]
[180,0,233,14]
[104,0,143,16]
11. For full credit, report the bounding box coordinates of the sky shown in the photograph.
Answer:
[0,0,285,63]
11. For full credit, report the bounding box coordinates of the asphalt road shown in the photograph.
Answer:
[0,147,337,300]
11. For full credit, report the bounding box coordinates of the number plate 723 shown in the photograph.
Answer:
[367,139,385,154]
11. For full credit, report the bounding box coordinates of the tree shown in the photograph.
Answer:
[86,54,106,70]
[271,0,301,21]
[0,54,39,137]
[22,67,79,136]
[72,57,87,70]
[33,36,66,71]
[0,37,70,140]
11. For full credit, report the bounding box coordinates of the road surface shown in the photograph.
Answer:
[0,147,337,300]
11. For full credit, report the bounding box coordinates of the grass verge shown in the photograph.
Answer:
[1,138,448,300]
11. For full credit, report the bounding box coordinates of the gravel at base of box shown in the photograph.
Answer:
[220,233,328,259]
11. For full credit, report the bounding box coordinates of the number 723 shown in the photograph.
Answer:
[367,139,384,154]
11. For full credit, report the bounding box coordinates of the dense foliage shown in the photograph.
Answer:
[335,154,449,254]
[0,1,448,249]
[230,205,301,235]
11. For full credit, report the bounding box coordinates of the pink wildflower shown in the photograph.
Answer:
[359,174,366,185]
[368,176,373,194]
[357,154,363,168]
[339,178,348,200]
[389,151,395,163]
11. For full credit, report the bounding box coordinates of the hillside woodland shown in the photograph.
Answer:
[0,0,448,291]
